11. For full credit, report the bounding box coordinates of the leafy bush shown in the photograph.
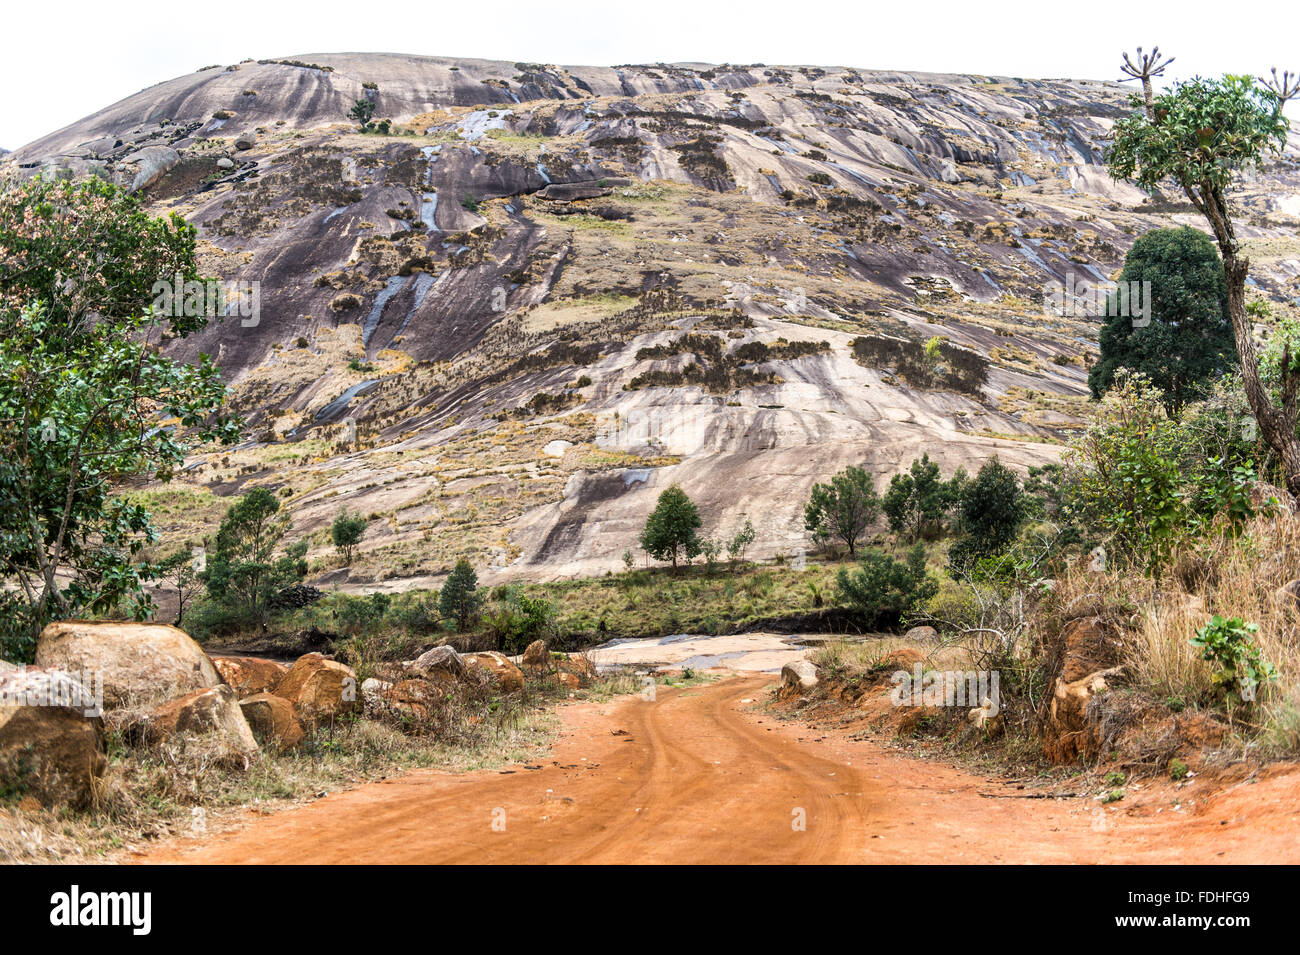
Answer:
[947,457,1026,572]
[1190,615,1277,710]
[836,545,938,630]
[331,510,368,565]
[1066,370,1269,571]
[851,335,988,396]
[484,585,556,653]
[882,455,960,542]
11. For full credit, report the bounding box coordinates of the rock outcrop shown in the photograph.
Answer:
[239,692,305,751]
[1040,615,1126,763]
[0,668,106,807]
[8,54,1298,586]
[213,655,289,698]
[780,660,818,696]
[271,653,360,722]
[406,645,466,683]
[463,651,524,693]
[142,684,259,769]
[34,621,220,709]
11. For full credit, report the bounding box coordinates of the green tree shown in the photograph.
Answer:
[152,546,205,627]
[836,545,938,631]
[882,455,949,541]
[0,175,204,338]
[440,558,482,631]
[0,178,237,661]
[348,98,376,125]
[1089,227,1233,412]
[961,458,1025,549]
[203,488,307,623]
[727,518,755,563]
[1109,49,1300,497]
[640,484,702,569]
[330,509,367,565]
[803,464,880,556]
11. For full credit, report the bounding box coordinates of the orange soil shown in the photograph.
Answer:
[135,675,1300,864]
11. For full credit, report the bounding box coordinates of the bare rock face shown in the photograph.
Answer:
[142,684,259,769]
[903,626,938,643]
[213,656,289,698]
[0,668,107,808]
[122,145,180,192]
[11,54,1298,589]
[239,692,304,751]
[34,621,220,709]
[271,653,360,722]
[537,181,610,201]
[463,651,524,693]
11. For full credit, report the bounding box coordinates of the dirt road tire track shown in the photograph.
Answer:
[136,676,1300,864]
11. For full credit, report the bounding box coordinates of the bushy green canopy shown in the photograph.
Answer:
[1089,227,1234,411]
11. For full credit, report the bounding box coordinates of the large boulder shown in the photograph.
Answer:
[463,651,524,693]
[903,625,938,643]
[122,145,180,192]
[0,668,106,808]
[387,679,439,720]
[405,645,465,683]
[239,693,304,752]
[213,656,288,699]
[519,642,595,686]
[521,640,549,668]
[361,677,393,717]
[558,653,596,684]
[780,660,819,696]
[35,621,220,709]
[271,653,359,723]
[141,684,258,769]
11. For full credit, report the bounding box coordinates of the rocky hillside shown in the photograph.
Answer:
[9,53,1300,586]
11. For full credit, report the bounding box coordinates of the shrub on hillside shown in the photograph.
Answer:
[836,545,937,631]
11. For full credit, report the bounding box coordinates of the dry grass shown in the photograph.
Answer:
[811,635,972,675]
[1051,509,1300,753]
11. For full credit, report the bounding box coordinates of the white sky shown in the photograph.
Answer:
[3,0,1297,149]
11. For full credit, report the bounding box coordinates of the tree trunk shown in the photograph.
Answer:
[1221,248,1300,499]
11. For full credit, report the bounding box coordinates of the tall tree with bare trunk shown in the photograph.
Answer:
[1108,48,1300,497]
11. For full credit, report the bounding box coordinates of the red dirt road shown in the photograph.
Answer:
[137,676,1300,864]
